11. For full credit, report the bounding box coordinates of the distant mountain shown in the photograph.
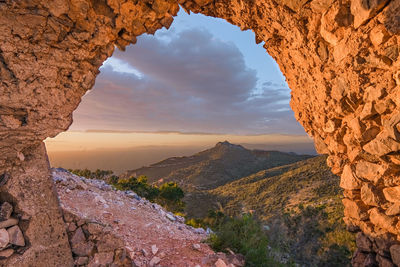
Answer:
[124,143,354,265]
[122,141,312,191]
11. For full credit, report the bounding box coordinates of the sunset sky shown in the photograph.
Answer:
[46,10,314,172]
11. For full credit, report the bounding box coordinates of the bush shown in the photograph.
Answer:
[114,175,160,201]
[208,214,280,267]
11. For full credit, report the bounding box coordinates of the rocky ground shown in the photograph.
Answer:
[52,168,244,267]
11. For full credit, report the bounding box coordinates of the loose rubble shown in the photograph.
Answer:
[53,168,244,266]
[0,202,25,260]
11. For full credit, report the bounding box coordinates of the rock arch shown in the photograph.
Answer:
[1,0,400,265]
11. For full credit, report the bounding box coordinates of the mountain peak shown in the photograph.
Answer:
[215,141,244,150]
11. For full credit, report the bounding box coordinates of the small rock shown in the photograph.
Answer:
[340,165,361,190]
[192,243,201,251]
[0,218,18,229]
[91,252,114,265]
[215,258,227,267]
[165,213,176,222]
[149,256,161,267]
[0,202,13,221]
[0,248,13,258]
[386,203,400,216]
[142,248,149,257]
[151,244,158,255]
[75,256,89,265]
[383,186,400,203]
[7,225,25,246]
[0,229,9,248]
[67,222,77,232]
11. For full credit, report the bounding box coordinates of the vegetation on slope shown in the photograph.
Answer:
[67,145,355,266]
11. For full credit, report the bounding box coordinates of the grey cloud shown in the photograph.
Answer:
[71,28,306,135]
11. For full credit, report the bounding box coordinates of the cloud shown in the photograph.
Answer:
[71,28,306,135]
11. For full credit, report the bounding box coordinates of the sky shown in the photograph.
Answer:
[46,10,315,172]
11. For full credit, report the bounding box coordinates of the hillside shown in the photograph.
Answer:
[123,141,312,191]
[122,144,355,266]
[52,168,244,267]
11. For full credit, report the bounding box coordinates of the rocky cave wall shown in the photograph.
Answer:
[0,0,400,266]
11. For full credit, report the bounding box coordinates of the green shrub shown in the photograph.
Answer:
[114,175,160,201]
[208,214,280,267]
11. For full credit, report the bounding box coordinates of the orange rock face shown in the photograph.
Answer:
[0,0,400,265]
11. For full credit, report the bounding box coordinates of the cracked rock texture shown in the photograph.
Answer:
[0,0,400,265]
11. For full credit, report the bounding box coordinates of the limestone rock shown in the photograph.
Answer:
[386,203,400,216]
[369,208,397,234]
[342,198,369,220]
[0,218,18,229]
[0,229,9,248]
[355,161,386,184]
[340,165,361,190]
[0,249,13,259]
[361,183,382,206]
[7,226,25,246]
[0,202,13,221]
[370,24,390,47]
[351,0,389,28]
[383,186,400,203]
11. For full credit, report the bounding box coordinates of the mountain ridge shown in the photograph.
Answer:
[122,141,313,191]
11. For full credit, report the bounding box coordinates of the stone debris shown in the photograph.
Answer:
[151,244,158,255]
[0,229,9,248]
[53,168,243,266]
[0,201,26,260]
[7,226,25,246]
[0,249,14,259]
[193,243,201,251]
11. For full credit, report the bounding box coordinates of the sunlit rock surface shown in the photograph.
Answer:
[1,0,400,265]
